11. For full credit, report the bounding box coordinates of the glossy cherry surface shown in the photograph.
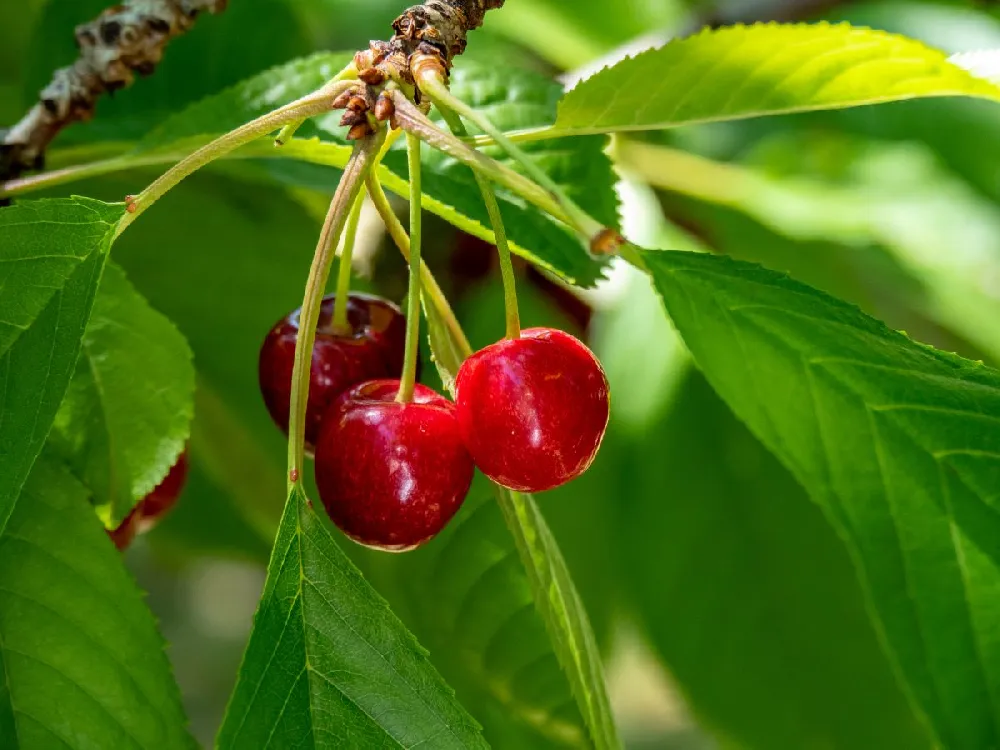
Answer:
[314,380,473,551]
[109,450,189,550]
[258,293,406,450]
[455,327,610,492]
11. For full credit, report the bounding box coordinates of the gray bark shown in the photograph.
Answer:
[1,0,227,185]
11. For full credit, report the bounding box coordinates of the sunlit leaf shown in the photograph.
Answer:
[556,23,1000,135]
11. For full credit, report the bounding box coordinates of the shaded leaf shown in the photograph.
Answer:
[360,486,590,748]
[0,455,195,749]
[49,262,195,525]
[217,487,488,749]
[0,197,119,534]
[614,365,929,749]
[644,247,1000,749]
[556,23,1000,135]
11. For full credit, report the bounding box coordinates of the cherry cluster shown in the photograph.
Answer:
[258,293,610,552]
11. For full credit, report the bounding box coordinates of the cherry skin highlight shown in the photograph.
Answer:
[258,293,406,450]
[314,380,474,552]
[455,328,610,492]
[109,450,190,551]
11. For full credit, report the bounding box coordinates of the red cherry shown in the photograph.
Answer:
[455,328,610,492]
[258,293,406,450]
[314,380,474,551]
[108,450,189,550]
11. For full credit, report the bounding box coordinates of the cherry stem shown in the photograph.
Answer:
[287,133,384,488]
[418,74,601,246]
[397,132,424,404]
[436,104,520,339]
[115,75,357,240]
[389,91,578,231]
[365,170,473,359]
[331,191,365,334]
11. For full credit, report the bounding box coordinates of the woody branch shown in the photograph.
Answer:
[0,0,228,186]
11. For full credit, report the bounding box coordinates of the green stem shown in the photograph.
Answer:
[397,132,424,403]
[419,74,603,243]
[331,191,365,333]
[437,106,520,339]
[287,133,384,487]
[115,79,356,239]
[388,91,580,233]
[365,170,473,359]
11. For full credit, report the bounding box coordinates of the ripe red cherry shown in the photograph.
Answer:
[258,293,406,450]
[109,450,189,550]
[314,380,474,551]
[455,328,610,492]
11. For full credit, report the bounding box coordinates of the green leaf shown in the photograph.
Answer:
[643,247,1000,749]
[48,262,195,525]
[0,455,195,749]
[43,55,613,287]
[136,52,353,154]
[0,198,116,357]
[422,292,621,750]
[217,487,488,749]
[555,23,1000,135]
[615,365,930,749]
[0,197,119,534]
[358,486,590,748]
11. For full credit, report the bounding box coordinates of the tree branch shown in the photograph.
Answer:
[389,0,505,64]
[0,0,228,187]
[334,1,505,141]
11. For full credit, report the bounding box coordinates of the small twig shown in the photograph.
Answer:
[1,0,229,190]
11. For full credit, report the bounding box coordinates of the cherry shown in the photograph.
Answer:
[109,450,189,550]
[455,328,610,492]
[258,293,407,450]
[314,380,474,551]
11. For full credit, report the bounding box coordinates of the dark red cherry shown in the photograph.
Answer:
[258,293,406,450]
[109,450,189,550]
[455,328,610,492]
[314,380,473,551]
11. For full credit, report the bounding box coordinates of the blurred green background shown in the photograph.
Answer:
[5,0,1000,747]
